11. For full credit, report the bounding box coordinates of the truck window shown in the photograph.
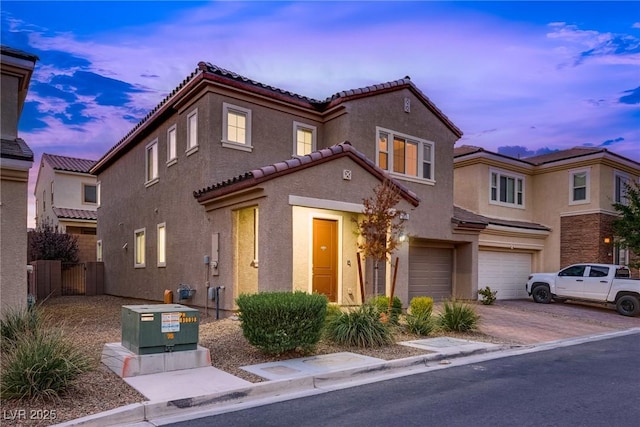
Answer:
[588,266,609,277]
[558,265,586,277]
[615,268,631,278]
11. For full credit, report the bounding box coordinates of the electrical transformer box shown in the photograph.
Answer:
[121,304,199,355]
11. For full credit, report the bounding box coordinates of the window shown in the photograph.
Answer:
[145,139,158,185]
[614,172,630,205]
[134,228,145,268]
[490,169,524,207]
[83,184,97,204]
[570,169,589,204]
[96,181,101,207]
[293,122,316,156]
[588,266,609,277]
[42,190,46,211]
[558,265,586,277]
[376,128,434,181]
[186,109,198,154]
[614,244,629,266]
[222,103,252,151]
[157,223,166,267]
[50,181,54,205]
[96,240,103,262]
[167,125,177,165]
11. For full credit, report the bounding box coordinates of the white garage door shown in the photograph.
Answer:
[478,251,531,300]
[409,247,453,301]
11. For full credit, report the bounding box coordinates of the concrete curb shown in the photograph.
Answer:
[54,328,640,427]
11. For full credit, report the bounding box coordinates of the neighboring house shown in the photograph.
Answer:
[454,145,640,298]
[91,62,484,312]
[0,45,38,314]
[33,153,98,262]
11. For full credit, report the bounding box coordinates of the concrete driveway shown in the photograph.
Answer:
[473,299,639,344]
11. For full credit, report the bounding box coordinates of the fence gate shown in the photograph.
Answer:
[62,263,86,295]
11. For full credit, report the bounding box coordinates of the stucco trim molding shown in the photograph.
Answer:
[482,224,550,239]
[560,208,618,217]
[289,195,364,213]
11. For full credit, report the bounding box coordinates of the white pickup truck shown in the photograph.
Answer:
[526,263,640,317]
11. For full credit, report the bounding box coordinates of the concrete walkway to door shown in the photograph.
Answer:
[472,299,639,345]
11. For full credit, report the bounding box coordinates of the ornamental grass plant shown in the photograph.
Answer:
[324,303,394,348]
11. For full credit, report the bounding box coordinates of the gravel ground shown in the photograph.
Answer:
[1,295,510,426]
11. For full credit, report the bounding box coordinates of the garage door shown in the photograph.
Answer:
[478,251,531,299]
[409,247,453,301]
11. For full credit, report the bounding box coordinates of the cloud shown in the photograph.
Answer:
[619,86,640,104]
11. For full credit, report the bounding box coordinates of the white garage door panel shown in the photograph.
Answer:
[478,251,531,299]
[409,247,453,301]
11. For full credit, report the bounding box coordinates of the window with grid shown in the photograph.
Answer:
[570,169,589,204]
[614,172,630,205]
[490,170,524,207]
[294,122,316,156]
[376,128,434,181]
[222,103,252,151]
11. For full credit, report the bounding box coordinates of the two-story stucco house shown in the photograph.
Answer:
[0,45,38,314]
[454,145,640,298]
[33,153,98,262]
[92,62,484,312]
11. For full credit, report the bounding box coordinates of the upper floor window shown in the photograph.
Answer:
[569,168,590,204]
[490,169,524,207]
[186,109,198,155]
[614,171,630,205]
[83,183,97,204]
[376,127,434,181]
[50,181,54,205]
[134,228,145,268]
[145,139,159,186]
[222,103,252,152]
[294,122,316,156]
[157,223,166,267]
[96,181,101,207]
[167,125,177,165]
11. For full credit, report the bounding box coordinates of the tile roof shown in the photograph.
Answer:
[194,141,420,206]
[523,147,605,165]
[1,138,33,161]
[1,45,39,62]
[43,153,96,173]
[452,206,550,231]
[53,208,97,221]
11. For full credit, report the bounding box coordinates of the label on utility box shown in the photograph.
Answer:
[161,312,180,333]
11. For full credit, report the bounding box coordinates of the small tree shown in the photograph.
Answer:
[354,179,406,297]
[29,218,79,263]
[612,180,640,269]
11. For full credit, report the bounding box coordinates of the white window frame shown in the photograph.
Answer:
[96,181,101,207]
[96,240,103,262]
[134,228,146,268]
[145,139,159,186]
[375,127,434,183]
[293,122,317,156]
[186,109,198,155]
[82,183,98,205]
[167,125,177,166]
[614,171,630,205]
[489,168,525,208]
[614,243,629,266]
[222,102,252,152]
[157,223,166,267]
[569,168,590,205]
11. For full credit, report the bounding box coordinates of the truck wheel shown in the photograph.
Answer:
[616,295,640,317]
[532,285,552,304]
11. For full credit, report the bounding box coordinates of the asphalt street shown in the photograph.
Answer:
[165,332,640,427]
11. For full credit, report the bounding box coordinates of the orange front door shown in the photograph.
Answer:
[312,218,338,302]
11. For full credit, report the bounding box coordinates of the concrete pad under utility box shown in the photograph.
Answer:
[102,342,211,378]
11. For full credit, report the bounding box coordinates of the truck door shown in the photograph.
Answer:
[582,265,611,300]
[555,265,587,297]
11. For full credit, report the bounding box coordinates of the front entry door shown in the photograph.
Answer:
[312,218,338,302]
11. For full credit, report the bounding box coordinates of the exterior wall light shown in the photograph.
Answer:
[604,237,611,244]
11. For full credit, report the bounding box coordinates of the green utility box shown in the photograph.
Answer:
[121,304,199,355]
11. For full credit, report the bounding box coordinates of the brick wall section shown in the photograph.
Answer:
[561,213,616,266]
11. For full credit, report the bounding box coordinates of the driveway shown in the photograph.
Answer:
[473,299,639,345]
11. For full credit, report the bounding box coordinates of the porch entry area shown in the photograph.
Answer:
[312,218,338,302]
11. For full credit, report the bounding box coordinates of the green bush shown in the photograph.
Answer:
[369,295,402,324]
[478,287,498,305]
[1,306,45,351]
[1,329,91,400]
[236,291,328,355]
[324,304,394,348]
[438,300,479,332]
[405,312,436,336]
[408,296,434,318]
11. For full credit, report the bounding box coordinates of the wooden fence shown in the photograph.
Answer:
[30,260,104,300]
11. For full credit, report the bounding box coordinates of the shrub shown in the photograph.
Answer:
[1,329,91,400]
[408,296,434,318]
[324,304,394,348]
[438,300,479,332]
[28,218,79,263]
[1,306,45,351]
[405,312,436,336]
[478,286,498,305]
[236,291,328,355]
[369,295,403,324]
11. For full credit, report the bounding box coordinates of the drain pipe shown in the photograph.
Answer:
[215,286,225,319]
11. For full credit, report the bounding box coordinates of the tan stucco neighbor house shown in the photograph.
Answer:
[91,62,484,314]
[1,46,38,314]
[454,145,640,298]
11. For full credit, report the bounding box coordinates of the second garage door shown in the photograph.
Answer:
[409,246,453,301]
[478,250,531,299]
